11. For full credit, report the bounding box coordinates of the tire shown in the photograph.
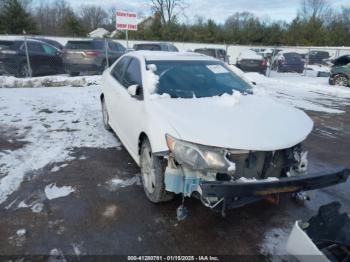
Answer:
[101,98,112,131]
[276,64,280,72]
[69,72,79,77]
[17,63,31,78]
[140,139,174,203]
[333,74,349,87]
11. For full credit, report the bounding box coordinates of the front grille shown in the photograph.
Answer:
[226,151,287,179]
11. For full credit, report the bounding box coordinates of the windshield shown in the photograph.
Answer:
[146,60,252,98]
[65,41,103,50]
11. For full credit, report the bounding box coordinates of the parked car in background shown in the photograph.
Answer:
[272,52,304,73]
[100,51,349,214]
[236,50,268,75]
[304,64,330,77]
[30,37,63,50]
[0,39,63,77]
[329,54,350,87]
[263,48,283,59]
[62,39,125,76]
[194,48,229,63]
[133,42,178,52]
[306,50,330,65]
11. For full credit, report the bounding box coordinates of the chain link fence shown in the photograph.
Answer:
[226,45,350,78]
[1,34,350,79]
[0,35,120,78]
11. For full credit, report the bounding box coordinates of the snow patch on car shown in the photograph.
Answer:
[237,177,279,183]
[144,64,159,94]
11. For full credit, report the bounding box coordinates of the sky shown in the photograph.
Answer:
[33,0,350,24]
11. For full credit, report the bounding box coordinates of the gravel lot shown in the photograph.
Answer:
[0,73,349,260]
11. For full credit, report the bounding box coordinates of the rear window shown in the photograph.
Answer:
[283,53,302,59]
[0,41,15,50]
[194,49,216,58]
[134,44,161,51]
[65,41,104,50]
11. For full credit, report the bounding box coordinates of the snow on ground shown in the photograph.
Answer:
[0,71,349,204]
[0,84,120,204]
[0,74,100,88]
[44,183,75,200]
[247,72,350,113]
[106,175,141,191]
[260,226,291,261]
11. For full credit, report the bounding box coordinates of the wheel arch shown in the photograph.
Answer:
[138,132,149,155]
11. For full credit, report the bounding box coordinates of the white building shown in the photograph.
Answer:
[88,28,110,38]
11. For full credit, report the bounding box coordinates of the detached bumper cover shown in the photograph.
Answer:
[200,167,350,198]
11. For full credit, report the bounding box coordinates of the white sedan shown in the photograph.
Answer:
[100,51,349,213]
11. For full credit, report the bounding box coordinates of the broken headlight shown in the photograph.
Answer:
[165,134,236,172]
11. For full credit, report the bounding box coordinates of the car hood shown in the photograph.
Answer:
[149,94,313,151]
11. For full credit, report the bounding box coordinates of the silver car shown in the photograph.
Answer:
[63,39,125,76]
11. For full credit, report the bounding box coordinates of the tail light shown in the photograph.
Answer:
[83,50,100,57]
[261,59,268,66]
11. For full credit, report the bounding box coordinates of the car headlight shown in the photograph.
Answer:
[165,134,236,172]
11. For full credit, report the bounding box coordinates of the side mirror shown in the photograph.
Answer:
[127,84,142,98]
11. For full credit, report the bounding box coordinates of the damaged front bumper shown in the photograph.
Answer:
[165,164,350,212]
[200,167,349,199]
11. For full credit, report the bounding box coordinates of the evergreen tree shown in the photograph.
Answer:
[64,14,86,37]
[1,0,37,34]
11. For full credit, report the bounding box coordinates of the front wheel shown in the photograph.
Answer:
[101,98,112,131]
[333,74,349,87]
[140,139,174,203]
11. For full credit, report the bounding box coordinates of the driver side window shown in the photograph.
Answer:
[111,56,130,83]
[122,58,142,88]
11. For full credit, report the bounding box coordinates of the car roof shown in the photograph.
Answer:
[134,43,163,45]
[128,51,218,61]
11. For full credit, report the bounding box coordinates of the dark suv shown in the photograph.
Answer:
[133,42,178,52]
[307,50,330,65]
[30,37,63,50]
[329,55,350,87]
[62,39,125,76]
[273,52,304,73]
[0,39,63,77]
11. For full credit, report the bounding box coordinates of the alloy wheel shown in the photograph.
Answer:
[334,76,349,87]
[141,147,156,194]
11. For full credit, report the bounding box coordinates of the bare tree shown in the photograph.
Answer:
[79,5,108,31]
[150,0,188,25]
[108,6,117,28]
[298,0,331,20]
[34,0,74,35]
